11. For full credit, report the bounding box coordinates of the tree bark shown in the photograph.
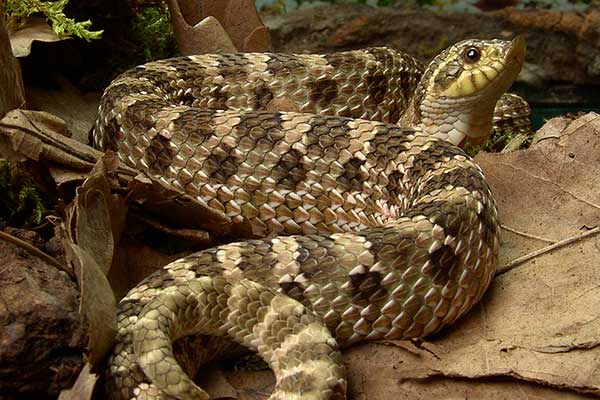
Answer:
[0,5,26,117]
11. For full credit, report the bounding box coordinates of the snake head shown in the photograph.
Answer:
[411,37,526,146]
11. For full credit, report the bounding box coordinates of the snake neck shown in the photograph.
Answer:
[401,96,495,147]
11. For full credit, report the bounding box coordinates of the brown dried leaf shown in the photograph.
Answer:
[63,155,125,368]
[58,363,98,400]
[8,17,67,57]
[217,0,271,52]
[189,16,237,53]
[242,26,271,53]
[109,236,192,300]
[64,240,117,369]
[0,109,99,169]
[73,153,127,275]
[166,0,270,55]
[198,369,238,399]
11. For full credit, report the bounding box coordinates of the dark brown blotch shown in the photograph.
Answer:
[309,78,338,106]
[279,280,307,304]
[349,271,383,308]
[340,157,366,192]
[144,133,177,176]
[366,73,387,104]
[213,54,249,79]
[253,82,274,110]
[478,199,498,245]
[205,140,240,182]
[272,148,308,189]
[428,244,460,286]
[266,53,304,75]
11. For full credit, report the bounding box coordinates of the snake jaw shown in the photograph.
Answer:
[413,37,526,146]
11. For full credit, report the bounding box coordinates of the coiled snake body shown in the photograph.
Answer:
[94,38,526,399]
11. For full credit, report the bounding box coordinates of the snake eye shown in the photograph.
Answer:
[463,47,481,63]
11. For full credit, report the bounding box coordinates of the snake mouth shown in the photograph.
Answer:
[480,36,525,102]
[500,36,526,78]
[507,36,526,69]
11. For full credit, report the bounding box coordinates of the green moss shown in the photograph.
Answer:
[131,2,177,62]
[3,0,102,41]
[0,161,46,227]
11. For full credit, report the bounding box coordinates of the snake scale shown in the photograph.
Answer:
[93,37,526,399]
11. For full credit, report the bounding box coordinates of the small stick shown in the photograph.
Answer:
[0,230,75,279]
[131,212,213,246]
[497,226,600,276]
[501,224,555,244]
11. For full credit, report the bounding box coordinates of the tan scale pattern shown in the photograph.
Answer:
[94,42,526,399]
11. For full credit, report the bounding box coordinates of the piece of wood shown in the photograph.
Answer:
[0,9,26,117]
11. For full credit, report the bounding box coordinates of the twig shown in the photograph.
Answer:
[131,212,213,246]
[500,224,555,244]
[497,226,600,276]
[0,230,75,279]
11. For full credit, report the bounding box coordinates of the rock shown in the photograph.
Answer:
[0,228,86,398]
[263,4,600,99]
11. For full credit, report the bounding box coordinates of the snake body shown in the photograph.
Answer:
[94,38,526,399]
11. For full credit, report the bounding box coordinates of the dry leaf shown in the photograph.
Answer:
[8,17,67,58]
[242,26,271,53]
[217,0,271,52]
[198,369,238,399]
[58,363,98,400]
[166,0,270,55]
[187,16,237,53]
[65,240,117,369]
[0,109,99,169]
[109,236,192,300]
[126,173,231,237]
[26,76,101,143]
[72,153,127,275]
[63,156,123,368]
[59,153,128,370]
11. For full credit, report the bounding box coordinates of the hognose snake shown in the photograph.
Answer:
[93,37,527,399]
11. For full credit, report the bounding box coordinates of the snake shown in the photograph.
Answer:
[93,37,526,399]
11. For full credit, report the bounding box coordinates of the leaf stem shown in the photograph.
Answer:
[497,226,600,276]
[0,230,75,279]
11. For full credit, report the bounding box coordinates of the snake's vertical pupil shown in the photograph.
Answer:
[464,47,481,63]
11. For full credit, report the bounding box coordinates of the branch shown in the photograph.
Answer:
[0,229,75,279]
[497,226,600,276]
